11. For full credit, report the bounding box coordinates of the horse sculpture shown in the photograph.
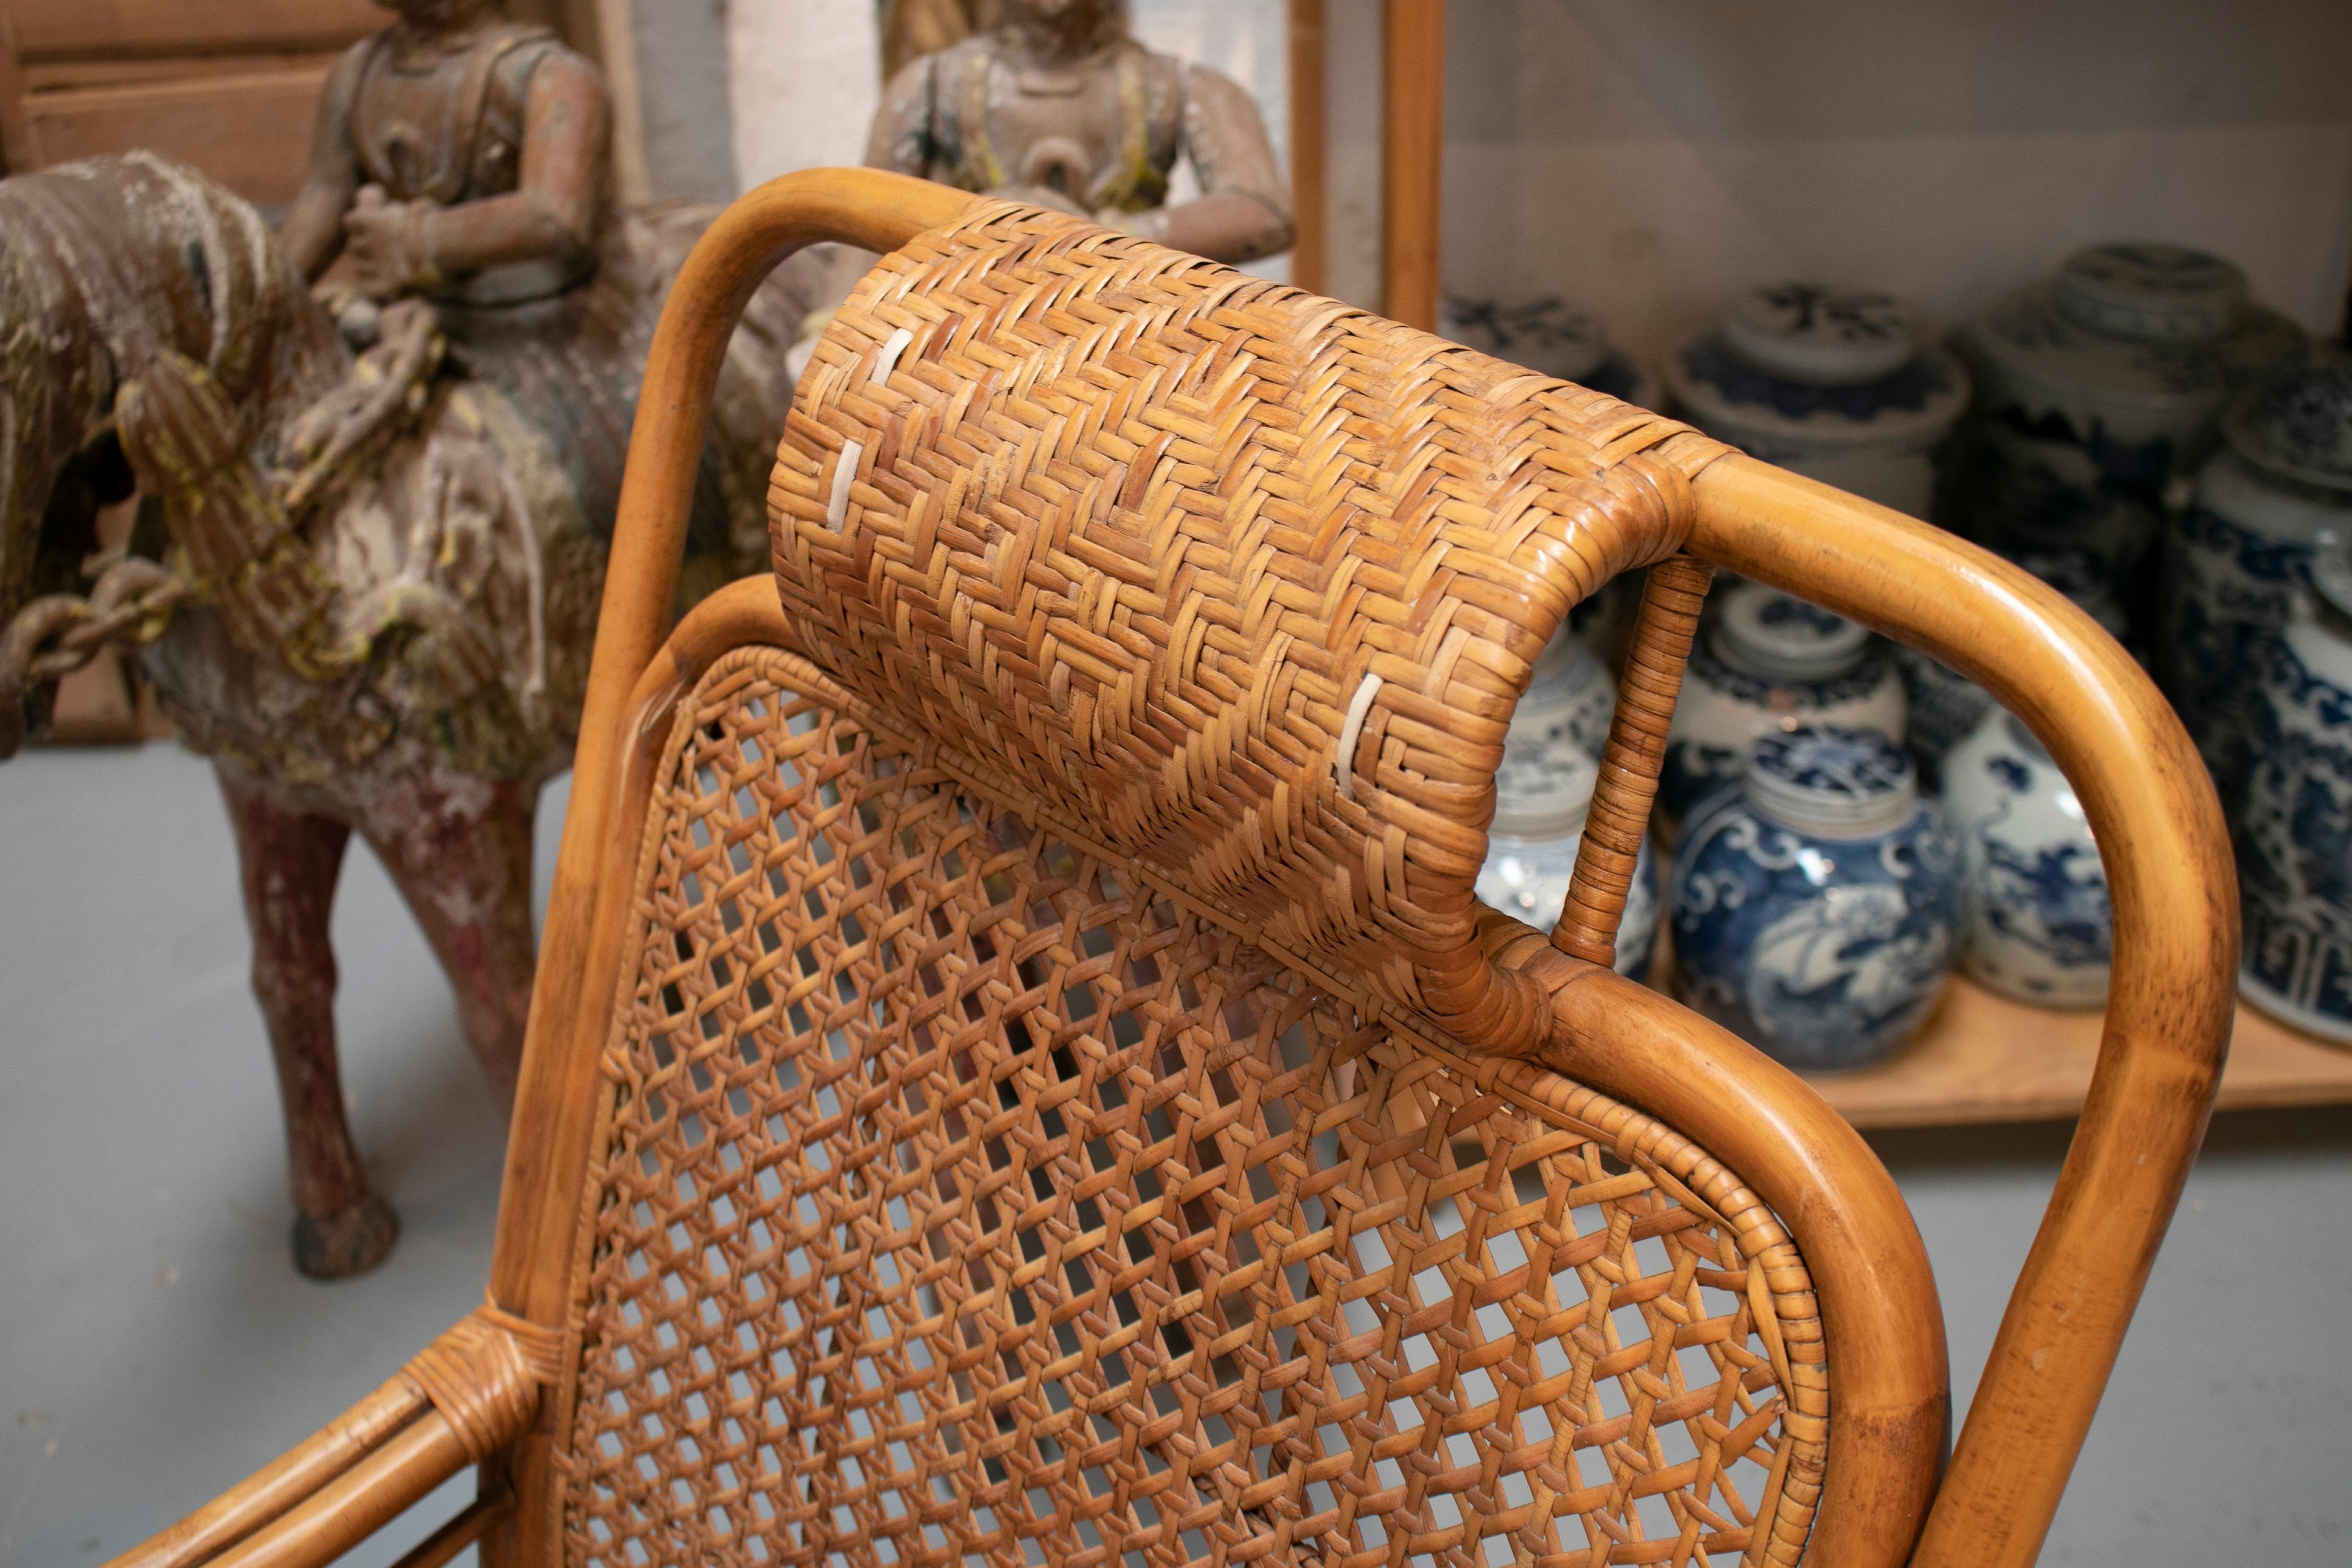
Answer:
[0,152,823,1276]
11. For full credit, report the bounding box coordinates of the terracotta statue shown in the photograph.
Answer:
[868,0,1294,267]
[280,0,607,309]
[0,6,819,1280]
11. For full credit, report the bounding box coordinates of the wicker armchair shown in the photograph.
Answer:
[107,169,2232,1568]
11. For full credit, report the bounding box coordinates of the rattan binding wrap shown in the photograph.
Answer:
[772,201,1728,1059]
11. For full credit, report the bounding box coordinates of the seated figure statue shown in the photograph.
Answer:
[280,0,608,308]
[867,0,1295,266]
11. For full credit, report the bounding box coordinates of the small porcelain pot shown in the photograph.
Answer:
[1669,726,1960,1069]
[1956,241,2302,603]
[1897,550,2130,785]
[1665,283,1969,518]
[2236,546,2352,1045]
[2158,350,2352,809]
[1943,709,2112,1009]
[1478,834,1661,983]
[1662,581,1907,820]
[1442,295,1661,411]
[1478,635,1659,978]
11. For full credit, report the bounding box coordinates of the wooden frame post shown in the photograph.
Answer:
[1287,0,1327,296]
[1380,0,1443,329]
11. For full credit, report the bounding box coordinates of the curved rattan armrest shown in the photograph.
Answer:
[105,1310,549,1568]
[1688,459,2236,1568]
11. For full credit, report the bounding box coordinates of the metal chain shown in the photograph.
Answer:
[2,557,189,688]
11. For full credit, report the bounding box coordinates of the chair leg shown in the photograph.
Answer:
[216,768,399,1279]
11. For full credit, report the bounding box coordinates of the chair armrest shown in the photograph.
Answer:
[107,1307,556,1568]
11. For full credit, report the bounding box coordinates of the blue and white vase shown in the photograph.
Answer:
[1897,550,2131,786]
[1943,708,2112,1009]
[1665,282,1970,519]
[2235,543,2352,1046]
[1479,633,1659,978]
[2157,349,2352,811]
[1662,581,1907,821]
[1443,295,1661,411]
[1956,241,2301,607]
[1669,726,1960,1069]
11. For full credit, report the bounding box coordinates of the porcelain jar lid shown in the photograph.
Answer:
[2054,243,2248,343]
[1442,296,1610,384]
[1491,739,1597,843]
[1712,582,1871,681]
[1724,283,1917,384]
[1745,725,1918,838]
[1523,628,1609,710]
[1668,283,1968,448]
[2223,349,2352,494]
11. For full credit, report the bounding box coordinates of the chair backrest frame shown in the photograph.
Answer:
[476,168,2233,1568]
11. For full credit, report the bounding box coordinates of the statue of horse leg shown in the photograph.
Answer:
[362,775,538,1111]
[216,768,401,1279]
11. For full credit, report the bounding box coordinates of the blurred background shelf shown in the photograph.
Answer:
[1815,977,2352,1128]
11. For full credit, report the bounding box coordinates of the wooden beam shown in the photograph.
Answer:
[585,0,648,203]
[1380,0,1443,329]
[0,1,34,173]
[1287,0,1325,296]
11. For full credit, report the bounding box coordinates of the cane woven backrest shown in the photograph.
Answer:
[562,646,1825,1567]
[552,205,1828,1568]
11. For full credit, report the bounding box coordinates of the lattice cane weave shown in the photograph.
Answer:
[561,650,1825,1567]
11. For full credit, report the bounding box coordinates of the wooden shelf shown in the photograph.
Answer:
[1807,976,2352,1128]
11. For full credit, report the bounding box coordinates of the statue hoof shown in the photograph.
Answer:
[291,1192,401,1279]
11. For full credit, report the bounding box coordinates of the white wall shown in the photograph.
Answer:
[725,0,884,187]
[1321,0,2352,348]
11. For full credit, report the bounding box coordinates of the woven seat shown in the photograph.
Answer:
[104,171,2235,1568]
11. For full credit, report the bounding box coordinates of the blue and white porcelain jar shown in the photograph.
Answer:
[1669,727,1960,1069]
[2235,543,2352,1045]
[1665,282,1969,518]
[1943,708,2112,1009]
[1443,295,1661,411]
[1956,242,2301,605]
[1478,633,1660,978]
[2158,350,2352,810]
[1662,581,1907,820]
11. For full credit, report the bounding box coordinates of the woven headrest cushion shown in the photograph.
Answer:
[772,201,1726,1055]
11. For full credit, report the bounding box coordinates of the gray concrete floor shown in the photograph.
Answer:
[2,742,2347,1565]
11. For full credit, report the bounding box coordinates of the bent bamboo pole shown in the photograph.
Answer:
[490,168,981,1317]
[107,1378,430,1568]
[485,167,981,1568]
[1687,457,2235,1568]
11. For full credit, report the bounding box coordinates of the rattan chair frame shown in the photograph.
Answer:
[102,169,2233,1568]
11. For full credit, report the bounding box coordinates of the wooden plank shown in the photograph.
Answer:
[21,65,333,204]
[1379,0,1443,329]
[1811,976,2352,1128]
[6,0,378,62]
[1287,0,1325,295]
[25,49,347,93]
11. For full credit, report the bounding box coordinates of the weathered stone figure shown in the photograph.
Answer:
[868,0,1294,267]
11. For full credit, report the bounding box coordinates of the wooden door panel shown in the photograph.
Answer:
[18,64,338,204]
